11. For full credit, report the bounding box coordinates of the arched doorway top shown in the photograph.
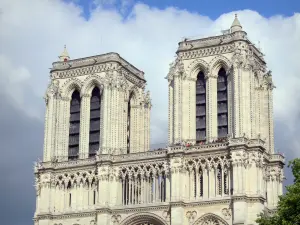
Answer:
[120,212,167,225]
[193,213,229,225]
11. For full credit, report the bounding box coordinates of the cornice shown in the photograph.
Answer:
[182,198,231,207]
[177,32,246,52]
[267,153,285,164]
[231,195,265,204]
[177,31,266,65]
[50,53,146,86]
[112,203,169,213]
[36,138,272,174]
[35,210,96,220]
[34,198,236,221]
[178,43,234,60]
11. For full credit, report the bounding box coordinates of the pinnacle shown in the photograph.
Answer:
[59,45,70,62]
[231,14,243,33]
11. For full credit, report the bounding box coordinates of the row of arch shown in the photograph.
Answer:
[53,213,228,225]
[196,67,228,142]
[119,212,228,225]
[68,86,135,160]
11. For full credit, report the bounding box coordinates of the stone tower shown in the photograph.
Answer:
[166,14,284,224]
[42,50,151,162]
[34,15,284,225]
[168,14,275,153]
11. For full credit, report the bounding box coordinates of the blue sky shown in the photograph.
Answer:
[67,0,299,20]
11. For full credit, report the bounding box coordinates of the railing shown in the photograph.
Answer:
[269,154,285,163]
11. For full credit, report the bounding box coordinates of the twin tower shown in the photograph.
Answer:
[34,15,284,225]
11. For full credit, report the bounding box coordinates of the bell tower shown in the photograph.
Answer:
[167,14,275,154]
[43,49,151,162]
[166,15,284,225]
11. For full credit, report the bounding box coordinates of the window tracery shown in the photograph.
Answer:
[185,155,231,199]
[120,163,167,205]
[89,87,101,157]
[194,214,227,225]
[217,68,228,138]
[127,92,134,154]
[68,90,81,160]
[196,71,206,143]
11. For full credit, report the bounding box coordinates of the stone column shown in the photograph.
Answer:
[43,95,56,162]
[184,169,189,200]
[195,166,200,199]
[209,167,215,198]
[206,75,218,141]
[79,94,91,159]
[109,172,119,206]
[181,77,190,142]
[267,87,275,153]
[232,67,241,137]
[173,74,182,143]
[189,78,196,143]
[98,165,109,206]
[101,86,110,154]
[60,97,71,161]
[145,105,151,151]
[165,173,170,202]
[168,80,174,144]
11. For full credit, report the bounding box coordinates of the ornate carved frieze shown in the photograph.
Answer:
[265,165,284,182]
[186,210,197,224]
[44,79,62,103]
[51,52,144,79]
[178,43,234,60]
[119,161,169,180]
[162,210,170,222]
[111,214,122,225]
[52,169,98,189]
[177,31,248,52]
[184,154,230,171]
[194,214,227,225]
[263,70,276,90]
[166,57,187,81]
[221,208,231,220]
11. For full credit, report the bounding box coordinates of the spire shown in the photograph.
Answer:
[231,14,243,33]
[59,45,70,62]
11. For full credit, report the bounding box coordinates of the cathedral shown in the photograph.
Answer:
[34,15,285,225]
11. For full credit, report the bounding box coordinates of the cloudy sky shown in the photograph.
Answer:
[0,0,299,224]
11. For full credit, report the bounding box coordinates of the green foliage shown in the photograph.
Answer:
[256,158,300,225]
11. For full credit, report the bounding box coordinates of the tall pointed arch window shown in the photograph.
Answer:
[68,90,81,160]
[127,92,134,154]
[196,71,206,143]
[217,68,228,138]
[89,87,101,157]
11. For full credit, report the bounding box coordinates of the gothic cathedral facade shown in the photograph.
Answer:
[34,15,284,225]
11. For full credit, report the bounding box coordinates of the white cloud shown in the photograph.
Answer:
[0,0,299,156]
